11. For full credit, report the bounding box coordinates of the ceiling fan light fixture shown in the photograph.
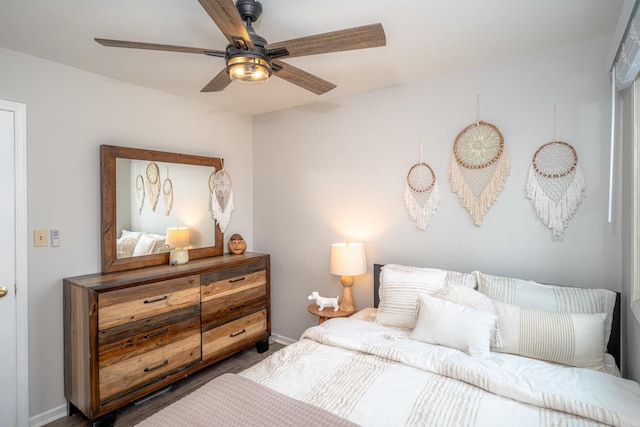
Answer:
[227,56,271,84]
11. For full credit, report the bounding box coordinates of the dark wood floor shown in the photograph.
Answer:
[47,342,284,427]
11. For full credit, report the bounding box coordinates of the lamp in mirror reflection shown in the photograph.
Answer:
[166,226,190,266]
[330,242,367,313]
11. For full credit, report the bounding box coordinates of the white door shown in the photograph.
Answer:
[0,101,28,427]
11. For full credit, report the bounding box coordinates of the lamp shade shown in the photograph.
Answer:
[330,242,367,276]
[166,227,190,249]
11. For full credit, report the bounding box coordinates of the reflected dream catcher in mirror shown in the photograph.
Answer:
[209,162,234,233]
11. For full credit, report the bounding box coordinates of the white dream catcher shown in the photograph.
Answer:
[162,166,174,216]
[135,174,145,214]
[449,119,510,226]
[145,161,161,212]
[404,145,439,230]
[526,141,584,240]
[209,163,234,233]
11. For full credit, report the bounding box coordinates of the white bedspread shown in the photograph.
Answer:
[241,317,640,427]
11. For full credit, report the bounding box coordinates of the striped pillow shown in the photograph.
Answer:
[474,271,616,348]
[493,301,606,370]
[375,265,449,329]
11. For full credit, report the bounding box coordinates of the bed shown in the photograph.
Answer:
[137,263,640,427]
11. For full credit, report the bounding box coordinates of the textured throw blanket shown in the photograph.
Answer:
[241,318,640,427]
[136,373,359,427]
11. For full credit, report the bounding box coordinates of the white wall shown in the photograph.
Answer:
[254,38,622,343]
[0,47,254,419]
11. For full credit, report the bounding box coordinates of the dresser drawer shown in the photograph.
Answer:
[98,305,201,367]
[98,275,200,330]
[99,332,201,403]
[202,309,267,360]
[201,260,266,303]
[201,285,267,331]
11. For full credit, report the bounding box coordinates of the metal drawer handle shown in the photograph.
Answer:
[229,303,246,311]
[229,277,246,283]
[230,329,246,338]
[143,295,168,304]
[144,360,168,372]
[144,328,169,339]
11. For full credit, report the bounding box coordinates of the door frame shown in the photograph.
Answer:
[1,99,29,426]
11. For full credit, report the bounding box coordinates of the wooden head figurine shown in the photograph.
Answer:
[228,233,247,254]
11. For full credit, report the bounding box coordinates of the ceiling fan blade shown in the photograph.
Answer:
[197,0,254,49]
[95,38,225,56]
[201,68,232,92]
[267,23,385,59]
[272,60,336,95]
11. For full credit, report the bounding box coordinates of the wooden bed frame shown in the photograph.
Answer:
[372,264,622,368]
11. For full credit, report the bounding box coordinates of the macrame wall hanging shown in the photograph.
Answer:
[135,174,145,214]
[162,165,174,216]
[145,161,161,212]
[448,97,510,225]
[526,107,584,240]
[209,162,234,233]
[404,144,439,230]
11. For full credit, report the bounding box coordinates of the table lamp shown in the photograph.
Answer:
[166,226,190,265]
[330,242,367,313]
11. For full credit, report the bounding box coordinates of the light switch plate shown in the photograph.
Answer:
[34,229,48,247]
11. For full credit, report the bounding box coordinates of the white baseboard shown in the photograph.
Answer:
[30,404,67,427]
[272,333,297,346]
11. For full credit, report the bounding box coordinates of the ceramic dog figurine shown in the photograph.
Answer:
[307,291,340,311]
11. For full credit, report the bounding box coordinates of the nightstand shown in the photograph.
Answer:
[307,303,353,324]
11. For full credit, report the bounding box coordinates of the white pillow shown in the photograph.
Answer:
[474,271,616,348]
[375,266,448,329]
[493,300,607,370]
[132,233,167,256]
[120,229,142,240]
[116,236,139,258]
[434,286,504,348]
[410,295,497,359]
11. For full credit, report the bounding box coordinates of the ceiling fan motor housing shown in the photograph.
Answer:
[235,0,262,22]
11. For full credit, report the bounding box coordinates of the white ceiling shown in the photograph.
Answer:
[0,0,623,116]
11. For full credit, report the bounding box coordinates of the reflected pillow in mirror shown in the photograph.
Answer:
[117,237,139,258]
[132,233,167,256]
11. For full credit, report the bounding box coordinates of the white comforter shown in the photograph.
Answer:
[241,317,640,427]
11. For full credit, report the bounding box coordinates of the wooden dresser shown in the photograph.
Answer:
[63,253,270,425]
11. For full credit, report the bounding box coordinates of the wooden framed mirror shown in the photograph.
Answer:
[101,145,224,273]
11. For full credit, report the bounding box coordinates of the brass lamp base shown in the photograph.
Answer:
[339,275,356,313]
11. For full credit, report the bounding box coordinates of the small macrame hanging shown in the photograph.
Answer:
[135,174,145,214]
[404,144,439,230]
[449,116,510,226]
[209,163,234,233]
[145,162,161,212]
[162,166,174,216]
[526,141,584,240]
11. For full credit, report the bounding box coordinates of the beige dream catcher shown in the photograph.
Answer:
[404,145,440,230]
[208,162,234,233]
[145,161,162,212]
[526,141,584,240]
[449,114,510,226]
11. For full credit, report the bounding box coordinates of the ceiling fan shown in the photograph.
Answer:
[95,0,386,95]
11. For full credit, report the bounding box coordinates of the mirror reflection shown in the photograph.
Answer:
[116,158,217,259]
[101,145,224,273]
